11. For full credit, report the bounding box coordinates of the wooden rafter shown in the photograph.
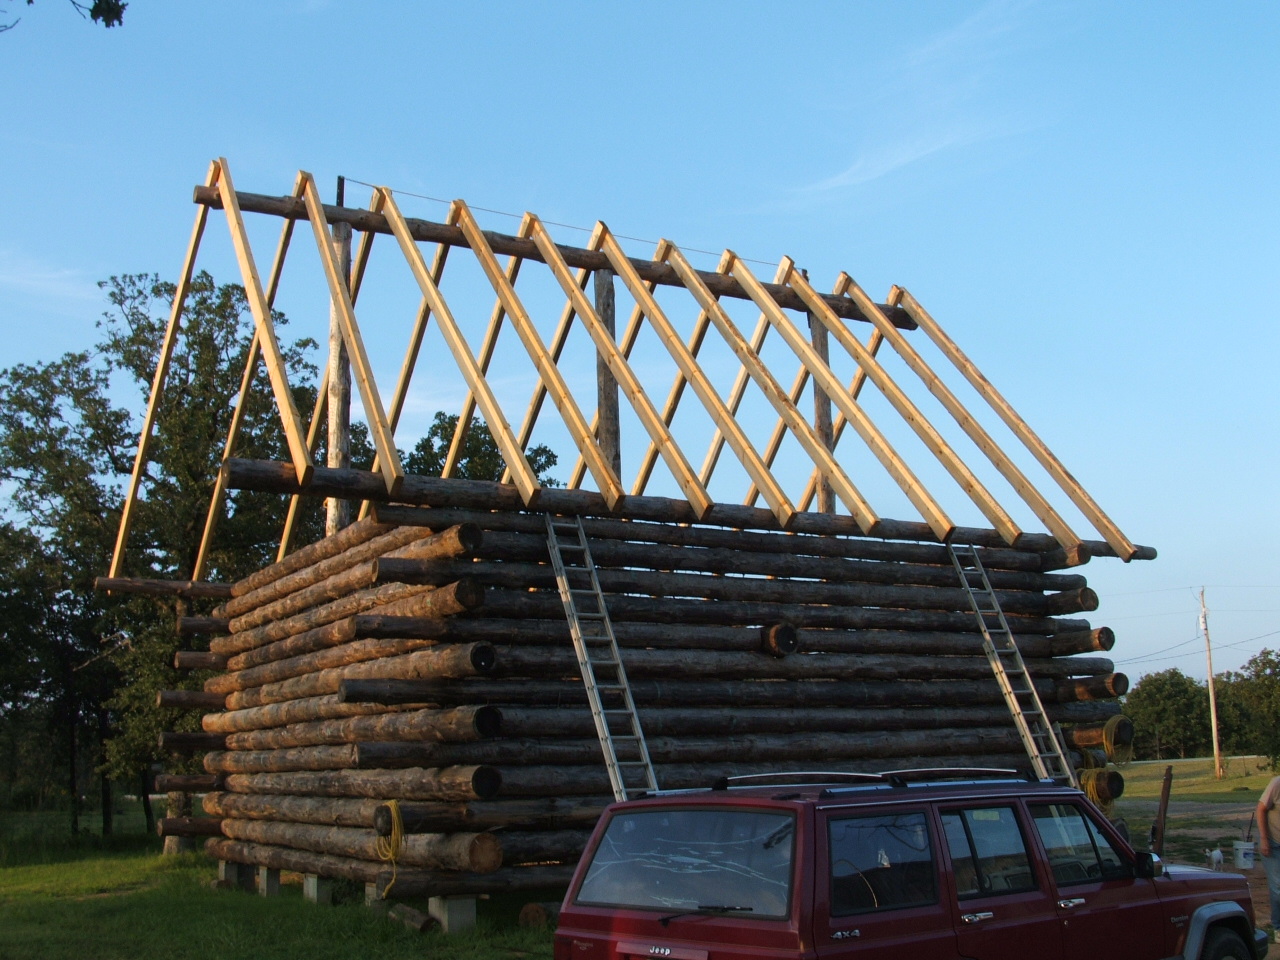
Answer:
[666,246,879,532]
[379,190,541,505]
[837,278,1085,559]
[729,254,943,539]
[193,215,297,580]
[790,269,1019,545]
[527,219,713,518]
[298,172,403,496]
[894,286,1138,560]
[794,329,885,511]
[599,229,794,527]
[217,160,314,488]
[454,204,624,508]
[108,161,218,580]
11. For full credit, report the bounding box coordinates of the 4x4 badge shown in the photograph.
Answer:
[831,930,861,940]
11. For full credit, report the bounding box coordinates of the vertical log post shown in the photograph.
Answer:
[258,865,281,897]
[163,790,195,856]
[806,270,835,514]
[326,176,353,536]
[595,268,621,479]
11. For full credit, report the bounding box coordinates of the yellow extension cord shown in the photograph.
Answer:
[375,799,404,897]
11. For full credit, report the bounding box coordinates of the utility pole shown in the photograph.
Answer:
[1201,587,1225,779]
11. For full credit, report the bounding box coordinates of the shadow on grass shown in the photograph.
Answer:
[0,808,162,868]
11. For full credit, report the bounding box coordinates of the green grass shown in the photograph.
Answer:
[0,808,557,960]
[1118,756,1275,803]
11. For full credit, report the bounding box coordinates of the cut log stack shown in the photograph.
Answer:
[159,505,1133,900]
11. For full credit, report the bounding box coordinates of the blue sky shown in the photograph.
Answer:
[1,1,1276,682]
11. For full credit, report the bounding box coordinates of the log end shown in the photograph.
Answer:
[519,901,562,929]
[1093,626,1116,652]
[473,765,502,800]
[474,704,502,739]
[760,623,798,658]
[470,642,497,675]
[454,577,485,611]
[455,522,484,555]
[470,832,503,874]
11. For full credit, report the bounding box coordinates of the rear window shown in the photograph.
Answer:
[574,807,795,918]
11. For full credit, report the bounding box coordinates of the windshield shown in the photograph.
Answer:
[575,807,795,918]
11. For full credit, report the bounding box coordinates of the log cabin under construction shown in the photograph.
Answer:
[98,159,1154,915]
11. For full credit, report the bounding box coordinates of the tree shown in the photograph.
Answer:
[401,410,560,485]
[2,0,125,32]
[0,272,316,829]
[1121,668,1210,760]
[1221,650,1280,769]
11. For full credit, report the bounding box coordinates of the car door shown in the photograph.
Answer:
[938,803,1066,960]
[815,805,960,960]
[1026,800,1165,960]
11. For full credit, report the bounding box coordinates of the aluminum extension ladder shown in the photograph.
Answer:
[545,514,658,801]
[947,543,1078,787]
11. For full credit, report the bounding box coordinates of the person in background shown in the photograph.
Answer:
[1257,775,1280,942]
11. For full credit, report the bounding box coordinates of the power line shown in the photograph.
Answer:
[340,176,779,268]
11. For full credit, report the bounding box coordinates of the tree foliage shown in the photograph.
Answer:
[0,270,561,815]
[2,0,126,32]
[1122,668,1211,760]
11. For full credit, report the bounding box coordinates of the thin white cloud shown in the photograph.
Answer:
[804,126,993,192]
[0,250,100,304]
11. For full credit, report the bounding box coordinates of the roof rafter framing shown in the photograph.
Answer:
[107,159,1150,584]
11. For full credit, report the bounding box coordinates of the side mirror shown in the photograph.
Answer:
[1134,852,1164,879]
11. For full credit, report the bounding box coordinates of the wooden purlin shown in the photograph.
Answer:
[217,160,315,489]
[527,219,713,519]
[894,286,1138,561]
[841,278,1087,562]
[729,254,943,539]
[455,204,625,510]
[664,246,879,534]
[379,190,542,505]
[789,269,1020,545]
[109,161,217,580]
[598,228,796,528]
[298,173,403,496]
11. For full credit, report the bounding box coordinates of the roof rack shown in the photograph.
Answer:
[710,772,887,791]
[879,767,1039,783]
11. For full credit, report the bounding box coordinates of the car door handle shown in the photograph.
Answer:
[1057,898,1086,909]
[961,912,995,923]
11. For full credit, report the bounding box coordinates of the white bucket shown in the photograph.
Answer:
[1233,841,1255,870]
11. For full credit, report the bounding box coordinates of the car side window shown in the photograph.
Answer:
[828,811,937,916]
[1029,803,1131,885]
[940,806,1038,899]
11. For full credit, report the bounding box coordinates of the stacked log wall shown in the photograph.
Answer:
[165,509,1127,899]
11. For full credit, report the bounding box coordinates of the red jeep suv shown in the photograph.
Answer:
[554,769,1265,960]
